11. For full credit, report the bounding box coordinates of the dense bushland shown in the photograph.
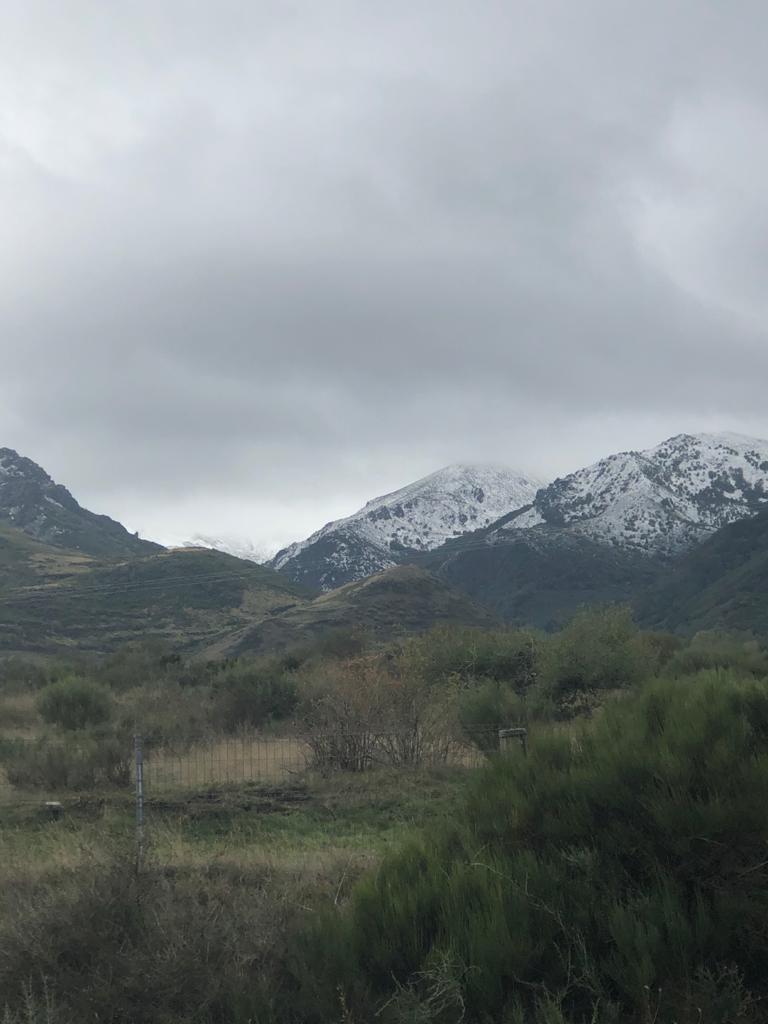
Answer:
[2,618,768,1022]
[288,668,768,1023]
[1,612,765,791]
[0,846,293,1024]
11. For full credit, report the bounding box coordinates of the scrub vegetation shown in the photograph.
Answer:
[1,611,767,1023]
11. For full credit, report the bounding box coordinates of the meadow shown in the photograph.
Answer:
[1,612,767,1023]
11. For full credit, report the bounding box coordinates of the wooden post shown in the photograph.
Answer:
[44,800,63,821]
[498,727,528,755]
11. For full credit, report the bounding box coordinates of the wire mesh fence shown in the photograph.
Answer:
[142,735,312,792]
[140,730,489,795]
[0,726,521,808]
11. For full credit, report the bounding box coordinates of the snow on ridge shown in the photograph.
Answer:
[273,463,544,572]
[183,534,272,564]
[504,431,768,555]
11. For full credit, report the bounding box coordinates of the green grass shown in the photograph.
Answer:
[1,766,473,887]
[0,766,475,1023]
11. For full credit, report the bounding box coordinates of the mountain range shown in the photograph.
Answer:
[2,431,768,655]
[503,432,768,556]
[270,463,543,590]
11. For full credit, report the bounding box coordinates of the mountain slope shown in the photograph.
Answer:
[271,464,543,590]
[0,448,161,558]
[416,433,768,628]
[0,530,311,656]
[212,565,499,657]
[504,433,768,556]
[637,508,768,635]
[420,520,662,628]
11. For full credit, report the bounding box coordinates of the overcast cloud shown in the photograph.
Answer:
[2,0,768,552]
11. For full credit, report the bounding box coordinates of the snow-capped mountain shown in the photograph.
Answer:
[271,464,544,590]
[0,447,161,558]
[501,432,768,556]
[181,534,271,564]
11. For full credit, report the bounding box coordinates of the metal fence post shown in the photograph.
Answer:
[134,734,145,872]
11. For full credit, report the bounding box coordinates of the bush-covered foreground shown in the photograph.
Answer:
[0,769,472,1024]
[291,670,768,1023]
[2,617,768,1022]
[0,606,689,791]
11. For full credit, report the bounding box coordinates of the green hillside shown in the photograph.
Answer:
[0,529,311,655]
[213,564,498,657]
[419,521,662,628]
[637,508,768,634]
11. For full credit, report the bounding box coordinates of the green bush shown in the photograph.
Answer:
[36,678,113,731]
[457,679,526,751]
[212,658,298,732]
[666,631,768,680]
[118,681,212,747]
[5,733,130,791]
[0,855,278,1024]
[0,657,51,694]
[400,626,540,689]
[540,605,652,710]
[290,670,768,1023]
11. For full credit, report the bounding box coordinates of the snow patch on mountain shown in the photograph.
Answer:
[182,534,272,563]
[272,464,544,589]
[502,433,768,556]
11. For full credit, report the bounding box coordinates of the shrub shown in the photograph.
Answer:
[539,605,651,710]
[5,733,130,791]
[212,658,298,733]
[290,670,768,1023]
[457,679,526,752]
[666,631,768,680]
[297,658,459,770]
[0,854,282,1024]
[118,682,212,747]
[36,678,113,731]
[400,626,540,689]
[0,657,51,694]
[96,638,178,692]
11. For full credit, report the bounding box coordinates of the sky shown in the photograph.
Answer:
[2,1,768,554]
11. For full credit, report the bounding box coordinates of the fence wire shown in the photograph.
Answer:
[0,727,516,808]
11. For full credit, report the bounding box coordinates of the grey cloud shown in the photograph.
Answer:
[2,0,768,547]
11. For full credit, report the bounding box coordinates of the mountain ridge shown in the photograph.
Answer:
[0,448,162,559]
[271,462,544,590]
[503,432,768,556]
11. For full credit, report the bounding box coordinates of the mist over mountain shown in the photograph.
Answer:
[181,535,272,564]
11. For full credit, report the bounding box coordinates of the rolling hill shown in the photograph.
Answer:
[0,530,312,656]
[211,565,499,657]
